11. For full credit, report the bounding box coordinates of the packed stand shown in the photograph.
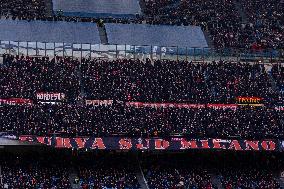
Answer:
[77,154,140,189]
[82,59,209,103]
[0,103,283,139]
[240,0,284,49]
[271,64,284,102]
[142,0,284,50]
[218,153,282,189]
[1,56,278,104]
[142,152,283,189]
[205,61,276,103]
[221,169,280,189]
[142,0,177,20]
[82,59,276,104]
[1,152,71,189]
[0,56,283,138]
[143,155,215,189]
[0,0,47,20]
[142,0,247,49]
[1,55,80,101]
[145,165,213,189]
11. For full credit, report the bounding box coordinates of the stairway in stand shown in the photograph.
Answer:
[69,167,80,189]
[43,0,54,17]
[210,173,224,189]
[98,24,108,45]
[233,0,248,24]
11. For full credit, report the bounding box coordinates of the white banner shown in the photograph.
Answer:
[36,92,65,101]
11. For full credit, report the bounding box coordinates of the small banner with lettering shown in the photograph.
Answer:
[0,98,33,105]
[126,102,205,109]
[236,97,264,106]
[36,92,65,104]
[275,106,284,111]
[18,136,279,151]
[86,100,114,106]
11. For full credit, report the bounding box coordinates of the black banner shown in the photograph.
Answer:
[18,136,281,151]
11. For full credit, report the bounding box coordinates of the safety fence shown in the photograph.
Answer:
[1,40,283,63]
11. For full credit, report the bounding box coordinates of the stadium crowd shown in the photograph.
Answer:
[240,0,284,49]
[2,55,278,104]
[142,152,283,189]
[0,104,282,139]
[1,1,284,189]
[142,0,284,50]
[1,55,80,101]
[0,0,47,20]
[142,0,244,49]
[1,152,71,189]
[1,151,282,189]
[0,56,284,138]
[272,63,284,97]
[0,152,140,189]
[82,58,208,103]
[77,154,140,189]
[82,59,276,103]
[221,169,280,189]
[145,161,214,189]
[218,152,282,189]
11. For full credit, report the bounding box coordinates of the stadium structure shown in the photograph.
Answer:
[0,0,284,188]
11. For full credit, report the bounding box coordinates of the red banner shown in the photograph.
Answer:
[0,98,33,105]
[207,104,238,110]
[126,102,205,109]
[85,100,238,110]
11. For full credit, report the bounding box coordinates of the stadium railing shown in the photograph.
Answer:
[0,40,283,63]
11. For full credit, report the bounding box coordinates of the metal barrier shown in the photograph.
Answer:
[1,40,283,63]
